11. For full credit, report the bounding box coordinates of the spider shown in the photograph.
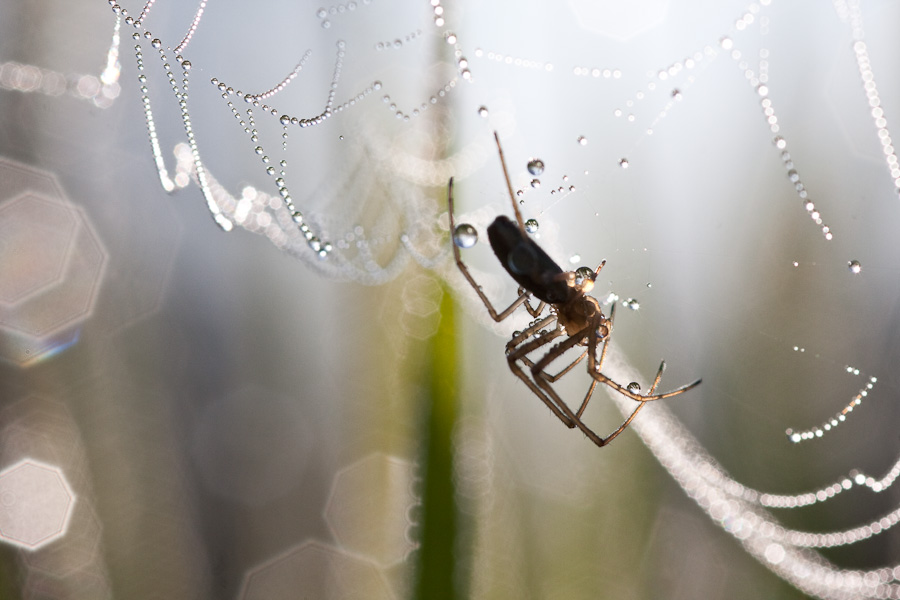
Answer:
[448,132,701,447]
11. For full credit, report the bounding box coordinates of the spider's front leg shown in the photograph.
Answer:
[448,178,534,322]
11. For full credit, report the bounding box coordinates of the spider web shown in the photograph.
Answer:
[3,0,899,598]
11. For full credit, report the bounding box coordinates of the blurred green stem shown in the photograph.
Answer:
[414,283,460,600]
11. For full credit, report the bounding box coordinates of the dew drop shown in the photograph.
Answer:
[671,88,682,99]
[574,266,594,285]
[453,223,478,248]
[527,159,545,176]
[477,106,489,118]
[577,136,588,146]
[626,382,641,393]
[622,298,640,310]
[524,219,539,234]
[530,179,540,189]
[619,158,629,169]
[848,260,862,274]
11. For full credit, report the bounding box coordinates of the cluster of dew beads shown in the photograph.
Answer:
[785,373,877,443]
[774,137,833,240]
[622,298,640,311]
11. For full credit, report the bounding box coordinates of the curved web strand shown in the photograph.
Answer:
[785,373,878,443]
[604,350,900,600]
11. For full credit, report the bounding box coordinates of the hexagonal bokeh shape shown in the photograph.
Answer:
[324,453,419,568]
[0,459,75,550]
[0,159,109,366]
[0,192,78,305]
[239,540,393,600]
[0,200,106,338]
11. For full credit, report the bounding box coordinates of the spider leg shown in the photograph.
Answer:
[530,314,671,447]
[582,358,667,446]
[592,366,702,402]
[519,289,546,318]
[587,320,702,402]
[448,178,534,321]
[529,326,615,446]
[506,326,578,428]
[543,350,588,383]
[493,131,527,233]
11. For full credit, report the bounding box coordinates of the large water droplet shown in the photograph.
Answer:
[453,223,478,248]
[626,382,641,393]
[848,260,862,274]
[527,159,545,176]
[574,266,594,286]
[524,219,539,234]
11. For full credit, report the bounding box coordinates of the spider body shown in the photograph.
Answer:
[487,215,573,304]
[449,132,701,448]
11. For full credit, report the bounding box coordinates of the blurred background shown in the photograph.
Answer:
[0,0,898,598]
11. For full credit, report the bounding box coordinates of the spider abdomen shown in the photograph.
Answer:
[487,216,574,305]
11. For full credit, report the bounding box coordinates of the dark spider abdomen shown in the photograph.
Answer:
[487,216,574,305]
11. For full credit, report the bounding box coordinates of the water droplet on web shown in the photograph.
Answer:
[622,298,640,310]
[627,382,641,393]
[574,266,594,285]
[577,136,588,146]
[848,260,862,274]
[527,159,545,176]
[453,223,478,248]
[672,88,682,100]
[530,179,540,189]
[477,106,489,118]
[619,158,629,169]
[524,219,539,234]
